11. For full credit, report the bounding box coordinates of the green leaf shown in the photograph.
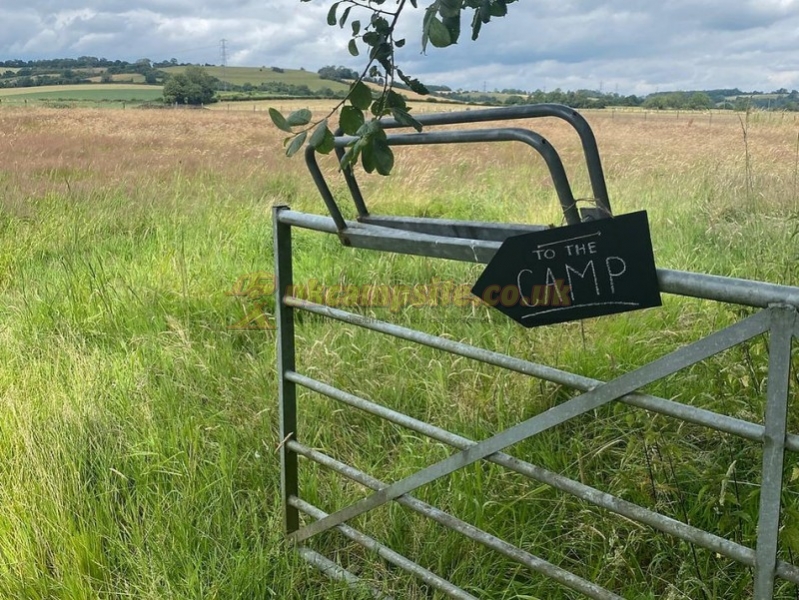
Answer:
[362,31,380,46]
[286,108,312,126]
[371,16,390,33]
[370,40,390,61]
[339,5,351,27]
[426,15,452,48]
[351,20,361,35]
[470,10,483,40]
[340,106,365,135]
[391,107,423,132]
[326,2,338,26]
[348,39,359,56]
[397,69,429,95]
[269,108,292,133]
[339,146,357,171]
[362,119,382,138]
[361,138,376,173]
[386,90,407,109]
[370,96,389,117]
[443,13,461,44]
[490,0,508,17]
[439,0,461,18]
[310,121,335,154]
[372,138,394,176]
[422,5,437,52]
[341,135,367,171]
[479,0,492,23]
[409,80,429,94]
[395,38,406,48]
[309,119,329,147]
[373,43,393,73]
[285,131,307,158]
[316,128,336,154]
[349,81,373,110]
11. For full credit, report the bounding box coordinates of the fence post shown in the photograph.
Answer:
[753,306,797,598]
[274,205,299,534]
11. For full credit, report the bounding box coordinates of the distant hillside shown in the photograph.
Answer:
[159,65,353,96]
[1,57,797,111]
[0,57,165,88]
[642,88,799,111]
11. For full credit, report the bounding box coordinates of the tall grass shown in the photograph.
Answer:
[0,105,797,599]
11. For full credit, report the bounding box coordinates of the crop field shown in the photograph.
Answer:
[161,65,353,94]
[86,73,147,84]
[0,84,163,105]
[0,104,798,599]
[213,96,469,116]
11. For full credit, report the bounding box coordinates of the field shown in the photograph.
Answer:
[86,74,147,84]
[213,96,469,116]
[0,84,163,106]
[0,104,798,599]
[161,65,353,94]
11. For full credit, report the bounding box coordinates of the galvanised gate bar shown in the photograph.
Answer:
[274,105,799,599]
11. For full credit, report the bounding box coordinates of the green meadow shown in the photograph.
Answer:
[0,104,797,599]
[161,65,353,94]
[0,84,164,106]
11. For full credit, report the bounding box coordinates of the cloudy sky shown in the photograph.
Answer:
[2,0,798,95]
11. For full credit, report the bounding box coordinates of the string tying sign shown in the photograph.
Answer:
[471,211,662,327]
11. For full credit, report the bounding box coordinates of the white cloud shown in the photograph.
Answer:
[72,32,116,51]
[1,0,798,95]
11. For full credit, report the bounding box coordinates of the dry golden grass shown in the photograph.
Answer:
[211,97,468,116]
[0,107,292,201]
[1,104,796,223]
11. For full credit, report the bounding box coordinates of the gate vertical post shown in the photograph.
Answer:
[274,205,299,534]
[754,306,796,598]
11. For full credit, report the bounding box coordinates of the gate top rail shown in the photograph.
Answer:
[277,209,799,310]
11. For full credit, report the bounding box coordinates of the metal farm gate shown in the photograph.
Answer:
[273,105,799,599]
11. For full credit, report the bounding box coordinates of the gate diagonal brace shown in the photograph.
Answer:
[289,309,771,544]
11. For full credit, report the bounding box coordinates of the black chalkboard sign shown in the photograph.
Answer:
[471,211,661,328]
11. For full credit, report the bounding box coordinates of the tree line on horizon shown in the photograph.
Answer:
[0,57,178,90]
[2,57,798,111]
